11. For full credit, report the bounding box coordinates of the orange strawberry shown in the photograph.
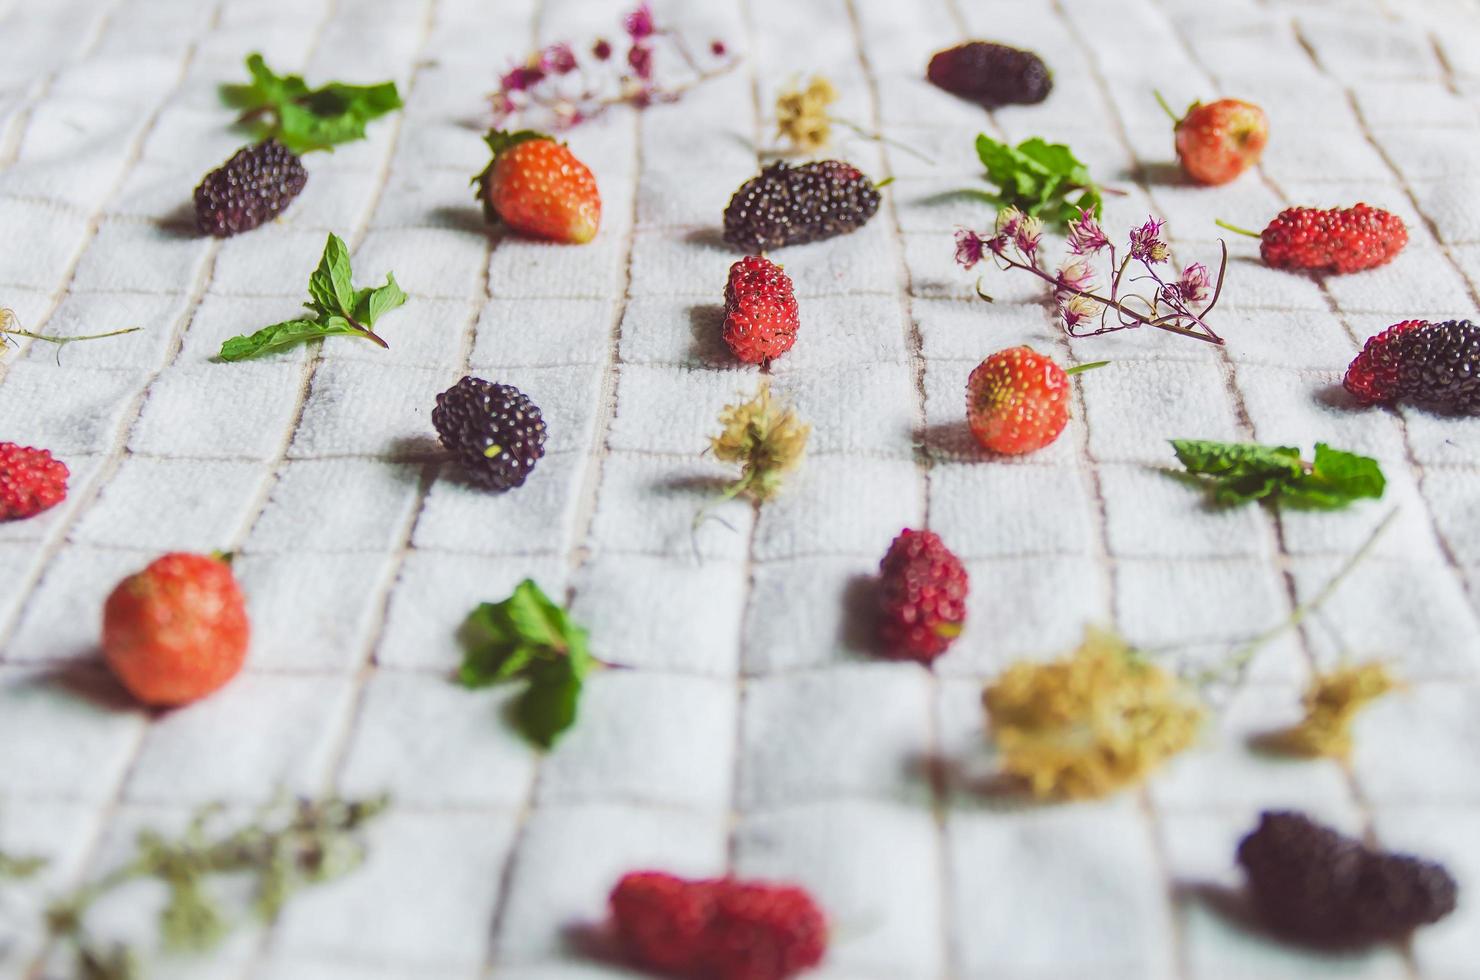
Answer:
[966,347,1074,455]
[102,553,250,707]
[474,130,601,244]
[1160,95,1268,186]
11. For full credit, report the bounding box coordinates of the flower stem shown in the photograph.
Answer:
[4,326,141,346]
[1214,218,1261,239]
[1153,89,1182,124]
[1064,360,1110,375]
[832,118,935,165]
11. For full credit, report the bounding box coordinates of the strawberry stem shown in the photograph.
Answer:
[1153,90,1182,125]
[1064,360,1110,376]
[1214,219,1261,239]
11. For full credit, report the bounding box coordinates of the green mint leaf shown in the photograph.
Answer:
[515,667,583,748]
[1169,439,1385,510]
[308,234,355,317]
[971,134,1104,228]
[354,272,407,328]
[457,580,594,747]
[216,319,328,361]
[222,54,401,153]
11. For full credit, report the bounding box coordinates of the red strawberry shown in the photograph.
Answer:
[1220,204,1408,274]
[878,528,969,664]
[610,872,827,980]
[723,256,799,364]
[966,346,1071,455]
[102,553,250,707]
[1164,96,1268,186]
[475,130,601,243]
[0,443,68,521]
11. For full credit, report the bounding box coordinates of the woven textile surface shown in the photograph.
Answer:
[3,0,1480,976]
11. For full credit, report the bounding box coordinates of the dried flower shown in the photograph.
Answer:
[1067,208,1109,255]
[1058,293,1103,330]
[775,74,838,153]
[1173,261,1211,305]
[1055,257,1095,297]
[1128,216,1169,263]
[541,43,578,75]
[995,205,1024,238]
[623,2,655,39]
[955,228,987,270]
[983,627,1203,799]
[489,4,738,131]
[1259,662,1399,759]
[1013,215,1044,258]
[710,380,810,502]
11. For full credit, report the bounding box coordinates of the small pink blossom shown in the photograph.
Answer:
[1175,262,1211,305]
[623,2,656,39]
[1055,258,1095,297]
[1059,294,1103,331]
[1129,216,1169,264]
[592,38,613,60]
[955,229,987,270]
[500,64,544,92]
[541,43,578,75]
[995,206,1024,240]
[711,40,727,57]
[627,43,654,81]
[1067,209,1109,255]
[1014,215,1044,259]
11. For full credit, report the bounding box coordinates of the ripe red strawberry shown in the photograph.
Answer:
[610,872,827,980]
[723,256,799,364]
[474,130,601,243]
[1164,96,1268,186]
[0,443,68,521]
[1220,204,1408,274]
[966,346,1071,455]
[878,529,969,664]
[102,553,250,707]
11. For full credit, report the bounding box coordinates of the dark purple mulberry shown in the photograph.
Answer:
[722,160,880,252]
[927,42,1053,108]
[193,140,308,238]
[432,377,547,491]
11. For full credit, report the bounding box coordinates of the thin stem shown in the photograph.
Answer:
[1203,508,1399,689]
[831,117,935,164]
[1214,218,1261,239]
[1064,360,1110,375]
[3,326,140,346]
[1153,89,1182,124]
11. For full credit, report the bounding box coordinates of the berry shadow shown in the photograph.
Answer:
[1174,880,1376,954]
[427,205,493,236]
[839,573,881,655]
[685,303,731,366]
[561,920,627,969]
[32,660,147,716]
[682,226,735,253]
[1132,161,1192,188]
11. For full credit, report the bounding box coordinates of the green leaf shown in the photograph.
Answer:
[216,319,330,361]
[515,668,583,748]
[1168,439,1385,511]
[221,54,401,153]
[308,234,355,316]
[456,580,594,747]
[354,272,407,328]
[970,133,1105,229]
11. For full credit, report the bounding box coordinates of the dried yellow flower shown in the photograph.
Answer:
[983,627,1203,799]
[775,75,838,153]
[1260,661,1398,759]
[710,380,810,502]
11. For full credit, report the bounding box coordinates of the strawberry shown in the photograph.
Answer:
[474,130,601,244]
[102,553,250,707]
[723,256,799,364]
[1161,95,1268,186]
[0,443,68,521]
[966,346,1072,455]
[1219,204,1408,274]
[610,872,827,980]
[877,529,968,664]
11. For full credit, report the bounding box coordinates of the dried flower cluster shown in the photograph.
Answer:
[775,75,839,153]
[983,627,1203,799]
[1260,662,1399,759]
[710,380,811,503]
[21,795,387,979]
[956,207,1228,346]
[489,3,738,130]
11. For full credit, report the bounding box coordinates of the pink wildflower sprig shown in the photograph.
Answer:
[490,3,739,130]
[955,209,1228,346]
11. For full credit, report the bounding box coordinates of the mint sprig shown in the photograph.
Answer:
[1170,440,1386,509]
[217,233,405,361]
[458,580,594,748]
[971,135,1104,229]
[222,54,402,154]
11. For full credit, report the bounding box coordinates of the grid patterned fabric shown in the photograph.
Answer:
[2,0,1480,976]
